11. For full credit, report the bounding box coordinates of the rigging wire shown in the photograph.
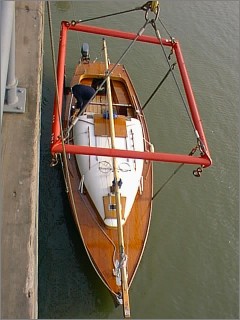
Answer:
[47,2,82,235]
[77,1,200,143]
[157,17,174,40]
[48,2,119,267]
[75,6,143,23]
[151,18,208,156]
[70,2,82,64]
[49,0,206,202]
[46,1,64,163]
[152,163,185,200]
[146,19,205,195]
[150,19,197,134]
[65,17,151,137]
[72,1,159,24]
[67,3,204,195]
[142,62,176,110]
[152,145,199,200]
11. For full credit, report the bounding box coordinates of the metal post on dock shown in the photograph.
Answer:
[0,1,26,125]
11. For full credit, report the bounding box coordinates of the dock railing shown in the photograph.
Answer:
[0,1,26,126]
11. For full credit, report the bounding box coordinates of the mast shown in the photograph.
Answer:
[103,38,131,319]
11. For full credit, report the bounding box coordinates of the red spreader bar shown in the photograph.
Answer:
[52,143,211,167]
[51,21,212,168]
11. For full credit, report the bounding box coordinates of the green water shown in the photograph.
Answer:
[39,1,239,318]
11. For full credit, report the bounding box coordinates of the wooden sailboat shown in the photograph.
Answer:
[64,39,153,315]
[50,9,212,317]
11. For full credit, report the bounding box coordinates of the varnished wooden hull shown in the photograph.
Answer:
[63,61,153,301]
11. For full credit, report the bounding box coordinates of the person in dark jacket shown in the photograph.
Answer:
[72,84,95,112]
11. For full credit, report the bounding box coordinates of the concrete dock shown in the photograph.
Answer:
[1,1,44,318]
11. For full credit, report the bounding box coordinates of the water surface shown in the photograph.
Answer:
[39,1,239,318]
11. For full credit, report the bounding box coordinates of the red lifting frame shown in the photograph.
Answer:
[51,21,212,168]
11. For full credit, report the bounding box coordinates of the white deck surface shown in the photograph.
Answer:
[73,113,144,227]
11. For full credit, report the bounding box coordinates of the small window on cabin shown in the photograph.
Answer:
[109,204,116,210]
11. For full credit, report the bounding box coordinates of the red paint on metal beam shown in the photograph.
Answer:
[51,142,211,167]
[173,41,212,165]
[64,21,173,47]
[51,22,68,146]
[50,21,212,168]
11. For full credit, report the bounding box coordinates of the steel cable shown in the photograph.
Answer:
[47,2,82,234]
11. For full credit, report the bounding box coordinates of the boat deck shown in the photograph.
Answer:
[63,60,153,298]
